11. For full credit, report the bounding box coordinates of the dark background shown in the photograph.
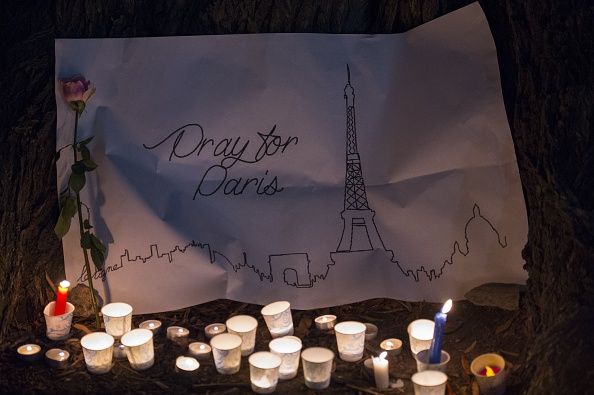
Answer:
[1,1,592,393]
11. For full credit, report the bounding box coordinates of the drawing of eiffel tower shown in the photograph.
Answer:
[335,65,389,253]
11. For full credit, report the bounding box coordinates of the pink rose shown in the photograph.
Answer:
[60,75,96,104]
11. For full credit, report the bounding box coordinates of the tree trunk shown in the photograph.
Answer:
[1,0,592,392]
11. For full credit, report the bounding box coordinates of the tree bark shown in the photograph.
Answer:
[1,0,592,392]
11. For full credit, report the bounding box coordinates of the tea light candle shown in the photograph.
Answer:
[167,326,190,345]
[101,302,133,339]
[80,332,115,374]
[334,321,366,361]
[121,328,154,371]
[205,323,226,339]
[407,319,435,355]
[249,351,282,394]
[226,315,258,356]
[372,351,390,389]
[188,342,212,360]
[139,319,162,334]
[269,336,303,380]
[210,333,243,374]
[175,356,200,373]
[45,348,70,369]
[301,347,334,389]
[364,323,378,341]
[380,338,403,356]
[17,344,41,362]
[315,314,337,330]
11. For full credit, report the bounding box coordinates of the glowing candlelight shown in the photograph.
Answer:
[205,323,226,339]
[471,353,506,395]
[54,280,70,316]
[188,342,212,360]
[176,356,199,373]
[315,314,337,330]
[139,319,162,334]
[45,348,70,368]
[17,344,41,362]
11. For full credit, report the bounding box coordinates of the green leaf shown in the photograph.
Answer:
[80,145,91,160]
[54,213,71,239]
[89,235,107,271]
[90,234,107,255]
[78,136,94,146]
[82,159,97,171]
[81,231,92,249]
[83,219,93,229]
[69,172,86,192]
[71,162,86,174]
[54,197,76,239]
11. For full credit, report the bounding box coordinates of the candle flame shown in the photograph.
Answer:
[214,326,219,331]
[26,346,32,351]
[321,316,327,322]
[59,280,70,289]
[386,341,393,347]
[200,344,205,349]
[485,365,495,377]
[442,299,453,314]
[178,328,184,333]
[379,351,387,360]
[59,352,65,357]
[149,323,155,328]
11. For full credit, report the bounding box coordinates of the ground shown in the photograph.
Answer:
[0,298,526,394]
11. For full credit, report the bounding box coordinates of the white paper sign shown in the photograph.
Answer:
[55,4,527,313]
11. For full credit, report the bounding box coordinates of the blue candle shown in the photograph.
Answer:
[428,299,452,364]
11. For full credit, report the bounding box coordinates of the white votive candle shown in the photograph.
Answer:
[121,328,154,371]
[269,336,303,380]
[380,338,403,356]
[188,342,212,360]
[261,301,294,338]
[372,351,390,389]
[226,315,258,356]
[407,319,435,355]
[175,356,200,373]
[249,351,282,394]
[139,319,162,334]
[301,347,334,390]
[101,302,133,339]
[205,323,226,339]
[17,344,41,362]
[45,348,70,369]
[315,314,337,330]
[334,321,366,362]
[167,326,190,345]
[81,332,115,374]
[210,333,243,374]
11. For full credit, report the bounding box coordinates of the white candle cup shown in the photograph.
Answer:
[175,356,200,373]
[334,321,366,362]
[113,341,127,359]
[121,328,154,371]
[470,353,507,395]
[210,333,243,374]
[43,301,75,340]
[261,301,294,338]
[81,332,115,374]
[226,315,258,356]
[45,348,70,369]
[411,370,448,395]
[407,319,435,355]
[139,319,162,335]
[167,326,190,346]
[364,323,378,341]
[17,344,42,362]
[269,336,303,380]
[101,302,133,339]
[314,314,337,330]
[249,351,282,394]
[301,347,334,390]
[205,323,226,339]
[380,338,403,356]
[414,349,451,373]
[188,341,212,360]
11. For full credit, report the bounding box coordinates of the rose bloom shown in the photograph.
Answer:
[60,75,95,103]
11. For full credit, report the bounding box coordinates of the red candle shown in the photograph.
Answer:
[479,364,502,377]
[53,280,70,316]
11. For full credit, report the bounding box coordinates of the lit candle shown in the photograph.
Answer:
[372,351,390,389]
[480,365,502,376]
[380,338,403,356]
[167,326,190,345]
[428,299,452,364]
[175,356,200,373]
[17,344,41,362]
[139,319,162,334]
[205,323,226,339]
[314,315,337,330]
[54,280,70,316]
[188,342,212,360]
[45,348,70,369]
[470,353,507,395]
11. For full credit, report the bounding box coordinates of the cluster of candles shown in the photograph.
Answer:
[20,282,507,395]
